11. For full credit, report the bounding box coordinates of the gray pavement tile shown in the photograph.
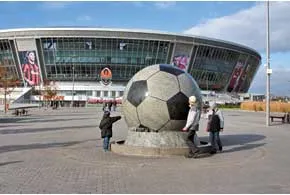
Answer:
[0,107,290,193]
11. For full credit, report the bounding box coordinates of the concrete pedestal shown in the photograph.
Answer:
[125,130,188,148]
[111,130,190,157]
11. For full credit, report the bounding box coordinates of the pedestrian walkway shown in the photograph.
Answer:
[0,107,289,193]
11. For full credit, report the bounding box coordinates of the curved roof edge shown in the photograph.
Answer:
[0,27,261,58]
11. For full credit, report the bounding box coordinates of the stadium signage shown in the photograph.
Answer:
[100,67,112,85]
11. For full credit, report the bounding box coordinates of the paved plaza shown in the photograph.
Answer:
[0,107,290,193]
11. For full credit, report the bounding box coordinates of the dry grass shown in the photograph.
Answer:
[241,101,290,112]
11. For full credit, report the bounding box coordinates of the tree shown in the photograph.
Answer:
[0,66,20,113]
[42,79,58,107]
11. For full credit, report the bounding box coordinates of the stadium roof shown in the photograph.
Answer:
[0,27,260,57]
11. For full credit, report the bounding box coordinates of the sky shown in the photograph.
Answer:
[0,1,289,96]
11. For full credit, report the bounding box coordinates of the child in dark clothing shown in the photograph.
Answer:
[99,111,121,152]
[206,103,224,154]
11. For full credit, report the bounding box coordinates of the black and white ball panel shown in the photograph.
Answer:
[122,100,140,128]
[158,120,186,132]
[122,64,203,131]
[123,78,134,101]
[137,96,170,131]
[133,65,160,81]
[177,73,198,98]
[159,64,184,76]
[123,65,159,102]
[147,71,180,101]
[166,92,190,120]
[177,73,203,108]
[127,80,148,107]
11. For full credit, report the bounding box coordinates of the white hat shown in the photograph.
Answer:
[189,96,196,104]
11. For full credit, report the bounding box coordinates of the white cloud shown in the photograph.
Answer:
[41,2,71,9]
[131,1,176,9]
[154,1,176,9]
[77,15,92,22]
[132,2,144,7]
[184,2,290,53]
[249,67,290,96]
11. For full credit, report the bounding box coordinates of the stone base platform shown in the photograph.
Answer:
[111,131,212,157]
[111,142,189,157]
[111,130,190,156]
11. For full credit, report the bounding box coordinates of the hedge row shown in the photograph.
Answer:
[240,101,290,112]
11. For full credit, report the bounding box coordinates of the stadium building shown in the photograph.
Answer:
[0,27,261,107]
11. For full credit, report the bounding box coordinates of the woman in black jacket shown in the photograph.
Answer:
[99,111,121,152]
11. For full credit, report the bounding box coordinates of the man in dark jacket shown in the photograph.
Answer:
[99,111,121,152]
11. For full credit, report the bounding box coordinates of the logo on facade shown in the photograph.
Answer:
[100,67,112,85]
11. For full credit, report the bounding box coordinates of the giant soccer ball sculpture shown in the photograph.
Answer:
[119,64,202,155]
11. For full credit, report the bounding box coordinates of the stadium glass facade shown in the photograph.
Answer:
[0,40,19,78]
[0,28,261,104]
[40,38,171,81]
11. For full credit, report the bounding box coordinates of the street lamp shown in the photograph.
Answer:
[266,1,272,126]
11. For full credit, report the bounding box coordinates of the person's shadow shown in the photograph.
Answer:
[199,134,266,154]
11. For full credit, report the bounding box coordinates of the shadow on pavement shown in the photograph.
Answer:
[0,125,97,135]
[32,117,98,123]
[199,133,266,153]
[220,134,266,146]
[200,134,266,146]
[0,117,97,124]
[222,143,266,153]
[0,160,23,167]
[0,125,23,128]
[0,117,40,123]
[39,112,97,117]
[0,139,100,154]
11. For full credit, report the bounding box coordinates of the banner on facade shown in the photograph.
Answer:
[18,50,42,87]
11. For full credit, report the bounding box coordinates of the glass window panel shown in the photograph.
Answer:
[103,91,108,97]
[111,91,116,97]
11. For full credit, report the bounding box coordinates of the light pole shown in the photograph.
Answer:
[288,81,290,102]
[266,1,272,126]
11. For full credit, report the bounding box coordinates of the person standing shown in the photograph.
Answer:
[99,111,121,152]
[107,101,112,111]
[206,102,224,154]
[102,102,107,111]
[182,95,201,158]
[112,99,117,111]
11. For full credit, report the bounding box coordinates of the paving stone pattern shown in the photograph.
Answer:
[0,107,290,193]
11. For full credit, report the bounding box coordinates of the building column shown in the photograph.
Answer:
[116,91,120,98]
